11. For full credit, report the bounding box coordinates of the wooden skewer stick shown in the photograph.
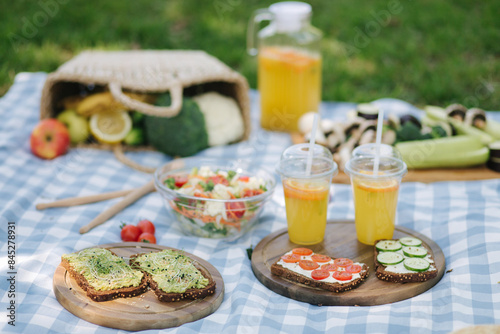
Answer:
[79,179,156,234]
[36,189,135,210]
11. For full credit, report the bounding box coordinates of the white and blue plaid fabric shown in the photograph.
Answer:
[1,73,499,334]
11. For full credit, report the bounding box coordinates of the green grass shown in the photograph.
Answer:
[1,0,499,110]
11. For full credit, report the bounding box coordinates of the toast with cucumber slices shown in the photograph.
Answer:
[374,237,438,283]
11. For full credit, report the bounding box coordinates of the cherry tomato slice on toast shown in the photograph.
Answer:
[292,248,313,256]
[321,263,338,272]
[334,258,353,267]
[311,269,330,280]
[332,271,353,281]
[281,254,301,263]
[345,264,362,274]
[299,260,319,271]
[311,254,332,263]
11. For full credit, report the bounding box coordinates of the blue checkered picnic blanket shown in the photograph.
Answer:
[1,73,499,334]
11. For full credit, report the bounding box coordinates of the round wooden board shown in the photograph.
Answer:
[53,243,224,331]
[251,221,445,306]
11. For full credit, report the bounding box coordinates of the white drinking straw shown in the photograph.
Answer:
[373,108,385,175]
[305,113,319,176]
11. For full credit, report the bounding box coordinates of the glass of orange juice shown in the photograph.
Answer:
[277,143,338,245]
[344,154,407,245]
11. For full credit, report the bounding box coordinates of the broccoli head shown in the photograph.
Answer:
[144,93,209,157]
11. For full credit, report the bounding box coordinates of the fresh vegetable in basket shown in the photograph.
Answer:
[144,92,245,157]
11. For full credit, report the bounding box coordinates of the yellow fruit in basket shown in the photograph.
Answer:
[76,92,124,117]
[89,110,132,144]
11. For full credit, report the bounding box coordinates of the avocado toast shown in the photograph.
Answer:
[61,248,148,302]
[130,249,216,302]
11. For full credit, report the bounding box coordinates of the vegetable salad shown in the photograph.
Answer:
[164,166,269,239]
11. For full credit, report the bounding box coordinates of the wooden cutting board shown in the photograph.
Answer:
[291,132,500,184]
[53,243,224,331]
[251,221,445,306]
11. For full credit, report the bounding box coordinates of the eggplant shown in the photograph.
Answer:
[465,108,487,129]
[400,114,422,129]
[356,103,379,120]
[445,104,467,121]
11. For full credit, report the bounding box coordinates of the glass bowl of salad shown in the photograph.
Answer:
[154,157,276,240]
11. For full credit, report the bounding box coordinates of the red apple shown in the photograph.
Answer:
[30,119,70,159]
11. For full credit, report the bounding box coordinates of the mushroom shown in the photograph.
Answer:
[298,112,320,135]
[465,108,487,129]
[343,117,364,137]
[322,121,346,151]
[359,129,376,146]
[356,103,379,120]
[382,129,396,145]
[304,130,327,146]
[445,104,467,122]
[388,113,401,130]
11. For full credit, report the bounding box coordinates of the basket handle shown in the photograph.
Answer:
[108,81,183,117]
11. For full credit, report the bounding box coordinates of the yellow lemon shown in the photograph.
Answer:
[89,110,132,144]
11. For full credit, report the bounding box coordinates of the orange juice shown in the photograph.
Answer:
[353,179,399,245]
[258,46,321,132]
[283,179,330,245]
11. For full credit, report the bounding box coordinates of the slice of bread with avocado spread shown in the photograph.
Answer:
[130,249,216,302]
[61,248,148,302]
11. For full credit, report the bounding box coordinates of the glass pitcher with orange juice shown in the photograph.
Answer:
[247,2,322,132]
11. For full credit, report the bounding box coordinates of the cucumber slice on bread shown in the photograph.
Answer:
[376,252,404,265]
[403,246,427,258]
[403,258,430,272]
[399,237,422,247]
[375,240,402,252]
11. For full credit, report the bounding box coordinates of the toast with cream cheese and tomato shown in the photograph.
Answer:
[271,248,369,293]
[374,237,438,283]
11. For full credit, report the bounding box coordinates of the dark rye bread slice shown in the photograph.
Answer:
[61,252,148,302]
[130,251,216,302]
[374,239,438,283]
[271,261,369,293]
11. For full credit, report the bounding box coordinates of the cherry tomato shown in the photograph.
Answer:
[321,263,338,272]
[137,219,155,235]
[298,260,319,271]
[281,254,301,263]
[138,232,156,244]
[207,175,229,186]
[334,258,353,268]
[345,264,362,274]
[174,175,188,188]
[311,269,330,280]
[226,201,246,219]
[292,248,313,256]
[121,224,141,242]
[238,176,250,182]
[332,271,353,281]
[242,188,264,198]
[311,254,332,263]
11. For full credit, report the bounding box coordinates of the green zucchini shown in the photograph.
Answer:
[425,106,494,145]
[395,135,489,169]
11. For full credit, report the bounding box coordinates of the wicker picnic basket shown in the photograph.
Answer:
[39,50,251,172]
